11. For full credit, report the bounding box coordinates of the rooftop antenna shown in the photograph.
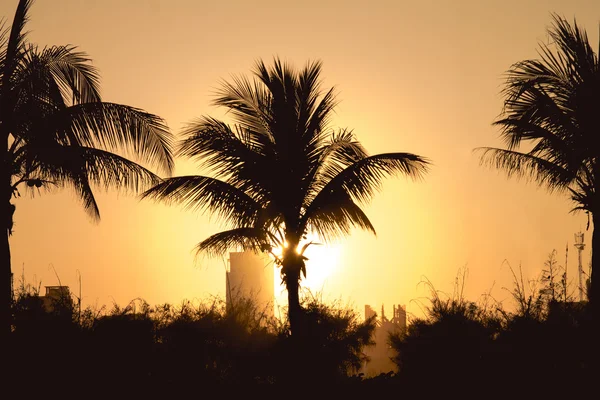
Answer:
[574,232,586,301]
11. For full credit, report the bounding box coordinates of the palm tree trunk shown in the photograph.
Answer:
[286,270,301,336]
[1,98,12,345]
[282,245,304,336]
[590,212,598,313]
[0,185,12,344]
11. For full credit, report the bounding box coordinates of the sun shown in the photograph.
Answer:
[299,232,341,292]
[302,244,340,292]
[269,231,341,296]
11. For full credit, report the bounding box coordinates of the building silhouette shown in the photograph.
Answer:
[226,251,274,318]
[41,286,73,312]
[362,303,406,377]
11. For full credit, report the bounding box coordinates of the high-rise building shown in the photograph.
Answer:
[226,251,274,317]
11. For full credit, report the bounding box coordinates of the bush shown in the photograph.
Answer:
[272,293,376,385]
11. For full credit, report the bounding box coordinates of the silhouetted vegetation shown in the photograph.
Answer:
[7,282,376,393]
[273,293,376,385]
[7,266,592,396]
[389,271,499,389]
[388,266,592,396]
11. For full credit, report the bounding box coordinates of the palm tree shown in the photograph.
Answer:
[477,14,598,309]
[1,0,174,339]
[142,58,429,335]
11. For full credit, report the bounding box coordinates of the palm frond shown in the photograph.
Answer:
[69,146,162,192]
[0,18,10,73]
[567,187,593,213]
[20,44,101,104]
[548,13,597,82]
[19,143,168,219]
[195,227,271,258]
[304,129,368,206]
[178,116,266,174]
[296,60,325,137]
[493,116,572,160]
[26,142,160,189]
[1,0,32,90]
[213,73,274,145]
[476,147,575,192]
[304,87,337,150]
[140,175,260,227]
[499,77,577,151]
[305,190,376,242]
[19,141,102,220]
[71,172,101,221]
[310,152,430,207]
[177,117,274,200]
[42,102,174,175]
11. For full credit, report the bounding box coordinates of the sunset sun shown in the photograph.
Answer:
[270,232,341,293]
[301,234,341,292]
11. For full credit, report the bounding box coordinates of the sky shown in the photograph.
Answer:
[1,0,597,321]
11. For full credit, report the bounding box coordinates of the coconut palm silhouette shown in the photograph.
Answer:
[0,0,174,340]
[143,58,429,335]
[478,14,600,312]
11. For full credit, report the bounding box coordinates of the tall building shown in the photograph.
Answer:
[226,251,274,317]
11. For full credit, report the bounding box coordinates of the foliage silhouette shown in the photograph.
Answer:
[493,260,592,390]
[5,268,592,396]
[7,281,377,393]
[0,0,174,340]
[388,266,592,396]
[142,57,429,335]
[272,292,376,385]
[389,270,500,391]
[477,14,599,313]
[154,296,279,385]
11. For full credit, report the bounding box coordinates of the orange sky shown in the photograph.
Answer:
[2,0,596,320]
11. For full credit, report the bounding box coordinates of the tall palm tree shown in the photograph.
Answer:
[478,14,598,309]
[142,58,429,335]
[0,0,174,339]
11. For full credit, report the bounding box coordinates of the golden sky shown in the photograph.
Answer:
[2,0,597,320]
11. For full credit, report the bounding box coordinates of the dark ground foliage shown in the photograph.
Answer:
[4,283,377,396]
[388,267,594,398]
[3,267,595,398]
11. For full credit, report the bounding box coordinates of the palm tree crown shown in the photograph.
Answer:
[1,0,174,221]
[0,0,174,339]
[478,14,599,305]
[143,58,429,334]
